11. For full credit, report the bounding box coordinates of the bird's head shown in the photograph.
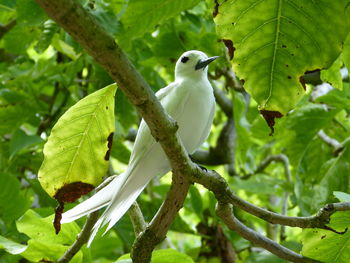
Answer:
[175,50,219,79]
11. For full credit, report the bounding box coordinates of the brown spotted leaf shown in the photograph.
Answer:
[38,84,117,201]
[215,0,350,115]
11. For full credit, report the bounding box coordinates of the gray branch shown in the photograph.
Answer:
[216,203,322,263]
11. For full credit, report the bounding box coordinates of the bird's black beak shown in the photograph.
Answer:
[195,56,219,70]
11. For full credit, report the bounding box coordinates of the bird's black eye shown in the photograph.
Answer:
[181,56,189,63]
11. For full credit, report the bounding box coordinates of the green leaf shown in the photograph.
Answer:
[320,56,343,90]
[0,235,27,255]
[313,143,350,207]
[38,84,117,198]
[215,0,350,114]
[3,25,39,55]
[189,185,203,220]
[16,0,47,26]
[51,34,80,60]
[117,249,194,263]
[334,191,350,202]
[0,174,31,222]
[16,209,81,243]
[21,240,82,263]
[34,20,58,53]
[276,103,337,166]
[16,210,83,262]
[120,0,201,39]
[9,129,43,158]
[302,211,350,263]
[315,88,350,110]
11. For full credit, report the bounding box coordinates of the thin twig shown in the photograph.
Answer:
[318,129,343,155]
[128,202,147,236]
[57,211,100,263]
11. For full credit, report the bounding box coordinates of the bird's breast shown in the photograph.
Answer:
[164,78,215,153]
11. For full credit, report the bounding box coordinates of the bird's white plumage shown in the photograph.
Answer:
[61,50,216,246]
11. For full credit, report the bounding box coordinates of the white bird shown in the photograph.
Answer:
[61,50,218,245]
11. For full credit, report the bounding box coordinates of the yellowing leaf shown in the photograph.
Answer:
[38,84,117,201]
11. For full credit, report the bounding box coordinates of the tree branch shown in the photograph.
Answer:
[0,19,16,39]
[191,168,350,231]
[216,203,321,263]
[128,202,147,236]
[131,173,190,263]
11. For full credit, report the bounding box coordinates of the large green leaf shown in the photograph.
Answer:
[215,0,350,115]
[120,0,201,39]
[38,84,117,200]
[302,211,350,263]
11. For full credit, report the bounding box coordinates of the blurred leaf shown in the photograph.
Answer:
[342,33,350,71]
[52,35,80,60]
[276,103,337,166]
[3,24,39,55]
[334,191,350,202]
[321,56,343,90]
[302,211,350,263]
[38,84,117,199]
[120,0,201,39]
[189,185,203,220]
[313,143,350,208]
[34,19,58,53]
[315,88,350,110]
[0,235,27,255]
[16,0,47,26]
[0,174,31,222]
[215,0,350,114]
[9,129,43,157]
[171,215,195,234]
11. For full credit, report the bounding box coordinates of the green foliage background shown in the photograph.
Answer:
[0,0,350,262]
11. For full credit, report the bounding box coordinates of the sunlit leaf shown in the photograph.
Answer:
[38,84,117,200]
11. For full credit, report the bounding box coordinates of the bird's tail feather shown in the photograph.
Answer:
[87,171,151,246]
[60,174,125,223]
